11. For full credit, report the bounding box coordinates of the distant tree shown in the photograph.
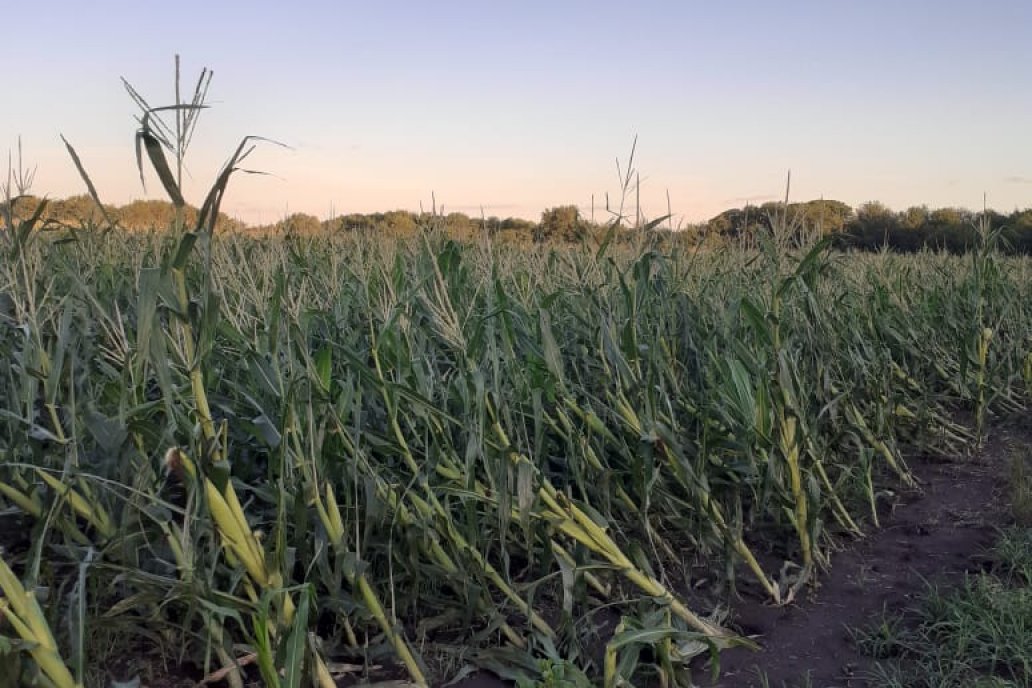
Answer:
[337,213,375,233]
[795,199,852,234]
[845,201,900,249]
[924,207,974,251]
[383,210,418,237]
[476,215,501,236]
[281,212,321,235]
[2,194,44,223]
[118,199,185,229]
[928,207,969,227]
[900,205,929,231]
[1004,209,1032,253]
[498,217,536,239]
[47,194,107,226]
[538,205,587,243]
[706,206,768,238]
[883,206,929,251]
[444,212,475,239]
[705,209,737,236]
[1011,209,1032,229]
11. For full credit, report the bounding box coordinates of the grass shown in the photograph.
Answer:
[1,60,1031,687]
[1010,444,1032,527]
[853,528,1032,687]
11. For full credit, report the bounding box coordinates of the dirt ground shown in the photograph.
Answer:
[707,430,1017,688]
[455,423,1021,688]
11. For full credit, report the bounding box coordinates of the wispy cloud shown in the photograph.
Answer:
[1004,176,1032,184]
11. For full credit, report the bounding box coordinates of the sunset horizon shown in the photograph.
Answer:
[3,1,1029,227]
[4,4,1032,687]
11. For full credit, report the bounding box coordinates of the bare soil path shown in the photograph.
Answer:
[455,424,1020,688]
[708,427,1019,688]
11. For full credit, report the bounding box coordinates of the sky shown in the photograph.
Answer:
[2,1,1031,226]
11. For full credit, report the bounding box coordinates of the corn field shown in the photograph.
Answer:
[1,219,1031,686]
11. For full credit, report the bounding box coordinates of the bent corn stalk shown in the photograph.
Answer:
[314,482,428,687]
[0,556,81,688]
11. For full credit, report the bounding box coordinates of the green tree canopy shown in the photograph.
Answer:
[538,205,585,243]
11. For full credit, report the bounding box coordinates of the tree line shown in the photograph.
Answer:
[4,195,247,233]
[706,199,1032,253]
[7,193,1032,253]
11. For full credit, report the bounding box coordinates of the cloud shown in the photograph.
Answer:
[1004,176,1032,184]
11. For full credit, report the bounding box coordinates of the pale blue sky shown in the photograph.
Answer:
[3,1,1030,225]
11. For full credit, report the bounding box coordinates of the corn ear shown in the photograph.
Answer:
[0,481,42,518]
[35,470,115,539]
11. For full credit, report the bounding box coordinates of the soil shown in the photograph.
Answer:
[454,423,1022,688]
[708,432,1017,688]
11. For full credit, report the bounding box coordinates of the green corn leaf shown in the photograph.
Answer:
[137,126,184,207]
[282,587,310,688]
